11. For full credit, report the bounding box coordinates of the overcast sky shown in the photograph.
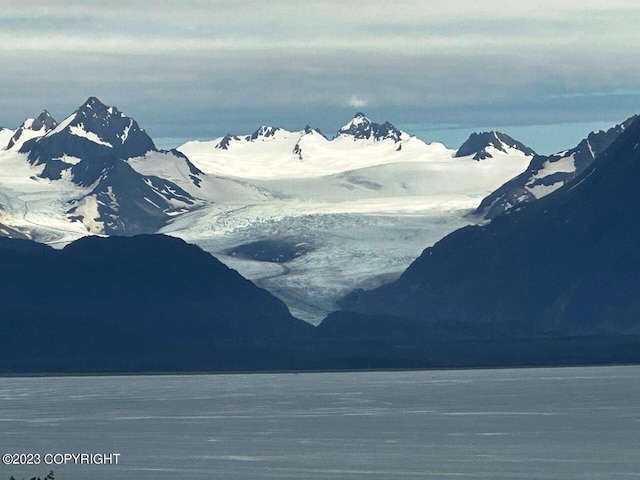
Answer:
[1,0,639,153]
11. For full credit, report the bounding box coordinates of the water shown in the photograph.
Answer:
[1,366,639,479]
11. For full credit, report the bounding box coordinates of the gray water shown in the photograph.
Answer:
[1,366,639,479]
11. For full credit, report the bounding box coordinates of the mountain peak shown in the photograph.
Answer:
[76,96,124,120]
[21,98,156,169]
[455,131,535,160]
[336,114,640,341]
[336,113,405,143]
[474,115,639,220]
[248,125,281,141]
[84,96,107,109]
[32,110,58,132]
[302,125,327,138]
[6,110,58,150]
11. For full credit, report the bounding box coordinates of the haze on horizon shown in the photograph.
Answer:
[1,0,639,154]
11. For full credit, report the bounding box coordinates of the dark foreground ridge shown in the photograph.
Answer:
[331,115,640,364]
[0,234,317,373]
[2,229,640,373]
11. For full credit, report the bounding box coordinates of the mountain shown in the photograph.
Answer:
[335,112,405,143]
[0,101,535,324]
[0,234,314,373]
[16,97,200,235]
[22,96,156,165]
[328,115,640,362]
[178,113,450,180]
[5,110,58,150]
[475,116,637,219]
[455,131,536,160]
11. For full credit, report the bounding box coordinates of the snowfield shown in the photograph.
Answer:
[162,138,533,323]
[0,150,94,246]
[0,107,535,323]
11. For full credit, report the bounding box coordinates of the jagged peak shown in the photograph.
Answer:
[21,97,156,160]
[302,125,327,139]
[77,97,116,117]
[340,112,371,128]
[336,113,405,143]
[84,96,106,109]
[248,125,281,141]
[32,110,58,131]
[336,113,374,140]
[375,121,402,142]
[456,131,535,160]
[6,110,58,149]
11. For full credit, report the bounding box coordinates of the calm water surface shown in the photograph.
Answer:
[1,366,639,479]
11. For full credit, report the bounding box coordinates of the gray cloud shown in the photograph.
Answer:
[1,0,639,152]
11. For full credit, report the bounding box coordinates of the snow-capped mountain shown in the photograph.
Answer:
[171,118,534,322]
[334,112,405,143]
[22,96,156,170]
[474,116,637,220]
[455,131,536,160]
[179,113,454,180]
[5,110,58,151]
[333,114,640,343]
[0,100,536,323]
[0,97,206,237]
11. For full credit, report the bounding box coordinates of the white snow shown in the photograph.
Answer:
[0,149,92,245]
[0,128,15,150]
[0,119,536,323]
[120,119,133,143]
[336,114,369,135]
[72,194,104,233]
[128,151,268,203]
[69,124,113,147]
[4,119,52,151]
[178,129,457,180]
[523,153,577,199]
[160,144,532,323]
[57,154,82,165]
[527,181,565,199]
[144,197,161,209]
[527,153,576,188]
[45,113,76,138]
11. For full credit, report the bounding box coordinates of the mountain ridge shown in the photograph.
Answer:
[474,116,637,219]
[333,115,640,341]
[455,131,536,160]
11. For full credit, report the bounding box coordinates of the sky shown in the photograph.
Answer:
[1,0,640,154]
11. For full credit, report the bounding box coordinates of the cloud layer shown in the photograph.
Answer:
[1,0,639,151]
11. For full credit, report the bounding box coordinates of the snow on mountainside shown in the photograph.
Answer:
[128,150,269,203]
[0,128,14,149]
[334,114,640,342]
[178,113,447,179]
[334,112,406,143]
[5,110,58,151]
[0,101,536,322]
[15,97,202,236]
[474,116,637,220]
[455,131,536,160]
[166,117,535,322]
[23,96,156,169]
